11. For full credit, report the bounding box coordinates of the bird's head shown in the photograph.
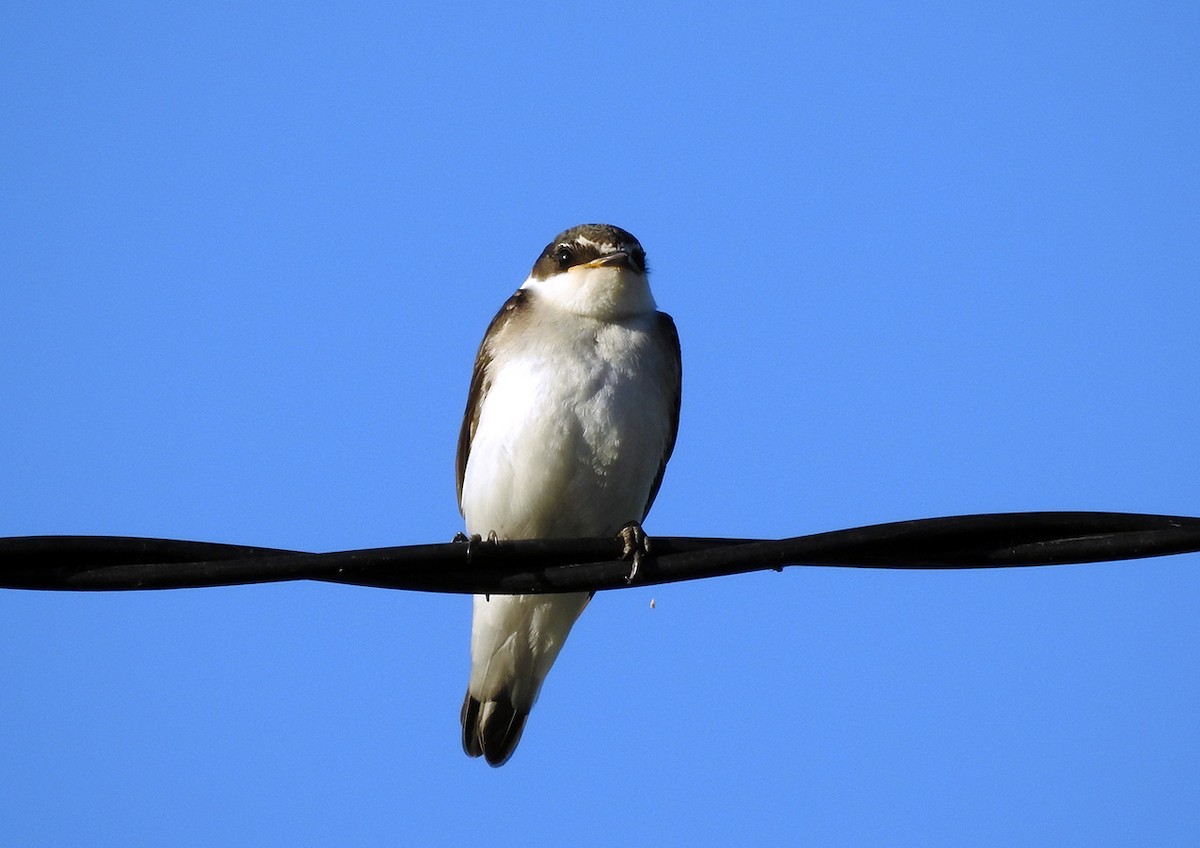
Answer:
[521,224,654,319]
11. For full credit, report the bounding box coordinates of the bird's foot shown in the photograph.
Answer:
[618,521,651,584]
[453,531,499,561]
[454,531,500,600]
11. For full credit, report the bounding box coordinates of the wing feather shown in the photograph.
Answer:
[456,290,530,511]
[642,311,682,519]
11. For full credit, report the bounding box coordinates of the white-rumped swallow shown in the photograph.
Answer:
[456,224,681,765]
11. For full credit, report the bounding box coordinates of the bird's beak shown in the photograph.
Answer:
[583,251,635,271]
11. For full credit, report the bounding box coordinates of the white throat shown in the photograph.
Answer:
[520,266,657,320]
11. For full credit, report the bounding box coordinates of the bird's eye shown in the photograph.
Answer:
[554,245,574,269]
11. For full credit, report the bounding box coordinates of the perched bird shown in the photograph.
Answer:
[456,223,682,766]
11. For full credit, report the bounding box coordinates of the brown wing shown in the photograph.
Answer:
[642,311,682,519]
[456,290,530,513]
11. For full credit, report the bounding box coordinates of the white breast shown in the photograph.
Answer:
[460,310,673,540]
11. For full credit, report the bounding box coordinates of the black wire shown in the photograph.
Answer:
[1,511,1197,594]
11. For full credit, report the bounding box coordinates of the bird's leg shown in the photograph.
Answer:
[618,520,651,584]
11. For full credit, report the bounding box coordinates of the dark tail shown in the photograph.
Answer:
[461,691,529,767]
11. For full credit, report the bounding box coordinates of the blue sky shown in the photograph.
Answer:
[2,1,1198,845]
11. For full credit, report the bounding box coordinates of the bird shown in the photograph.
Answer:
[456,223,682,766]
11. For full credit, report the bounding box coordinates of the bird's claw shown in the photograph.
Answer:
[453,531,499,562]
[455,531,500,600]
[618,521,651,584]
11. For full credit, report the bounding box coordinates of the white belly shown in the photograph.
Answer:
[460,316,671,540]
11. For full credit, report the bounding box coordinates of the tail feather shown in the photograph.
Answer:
[461,691,529,767]
[461,591,591,766]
